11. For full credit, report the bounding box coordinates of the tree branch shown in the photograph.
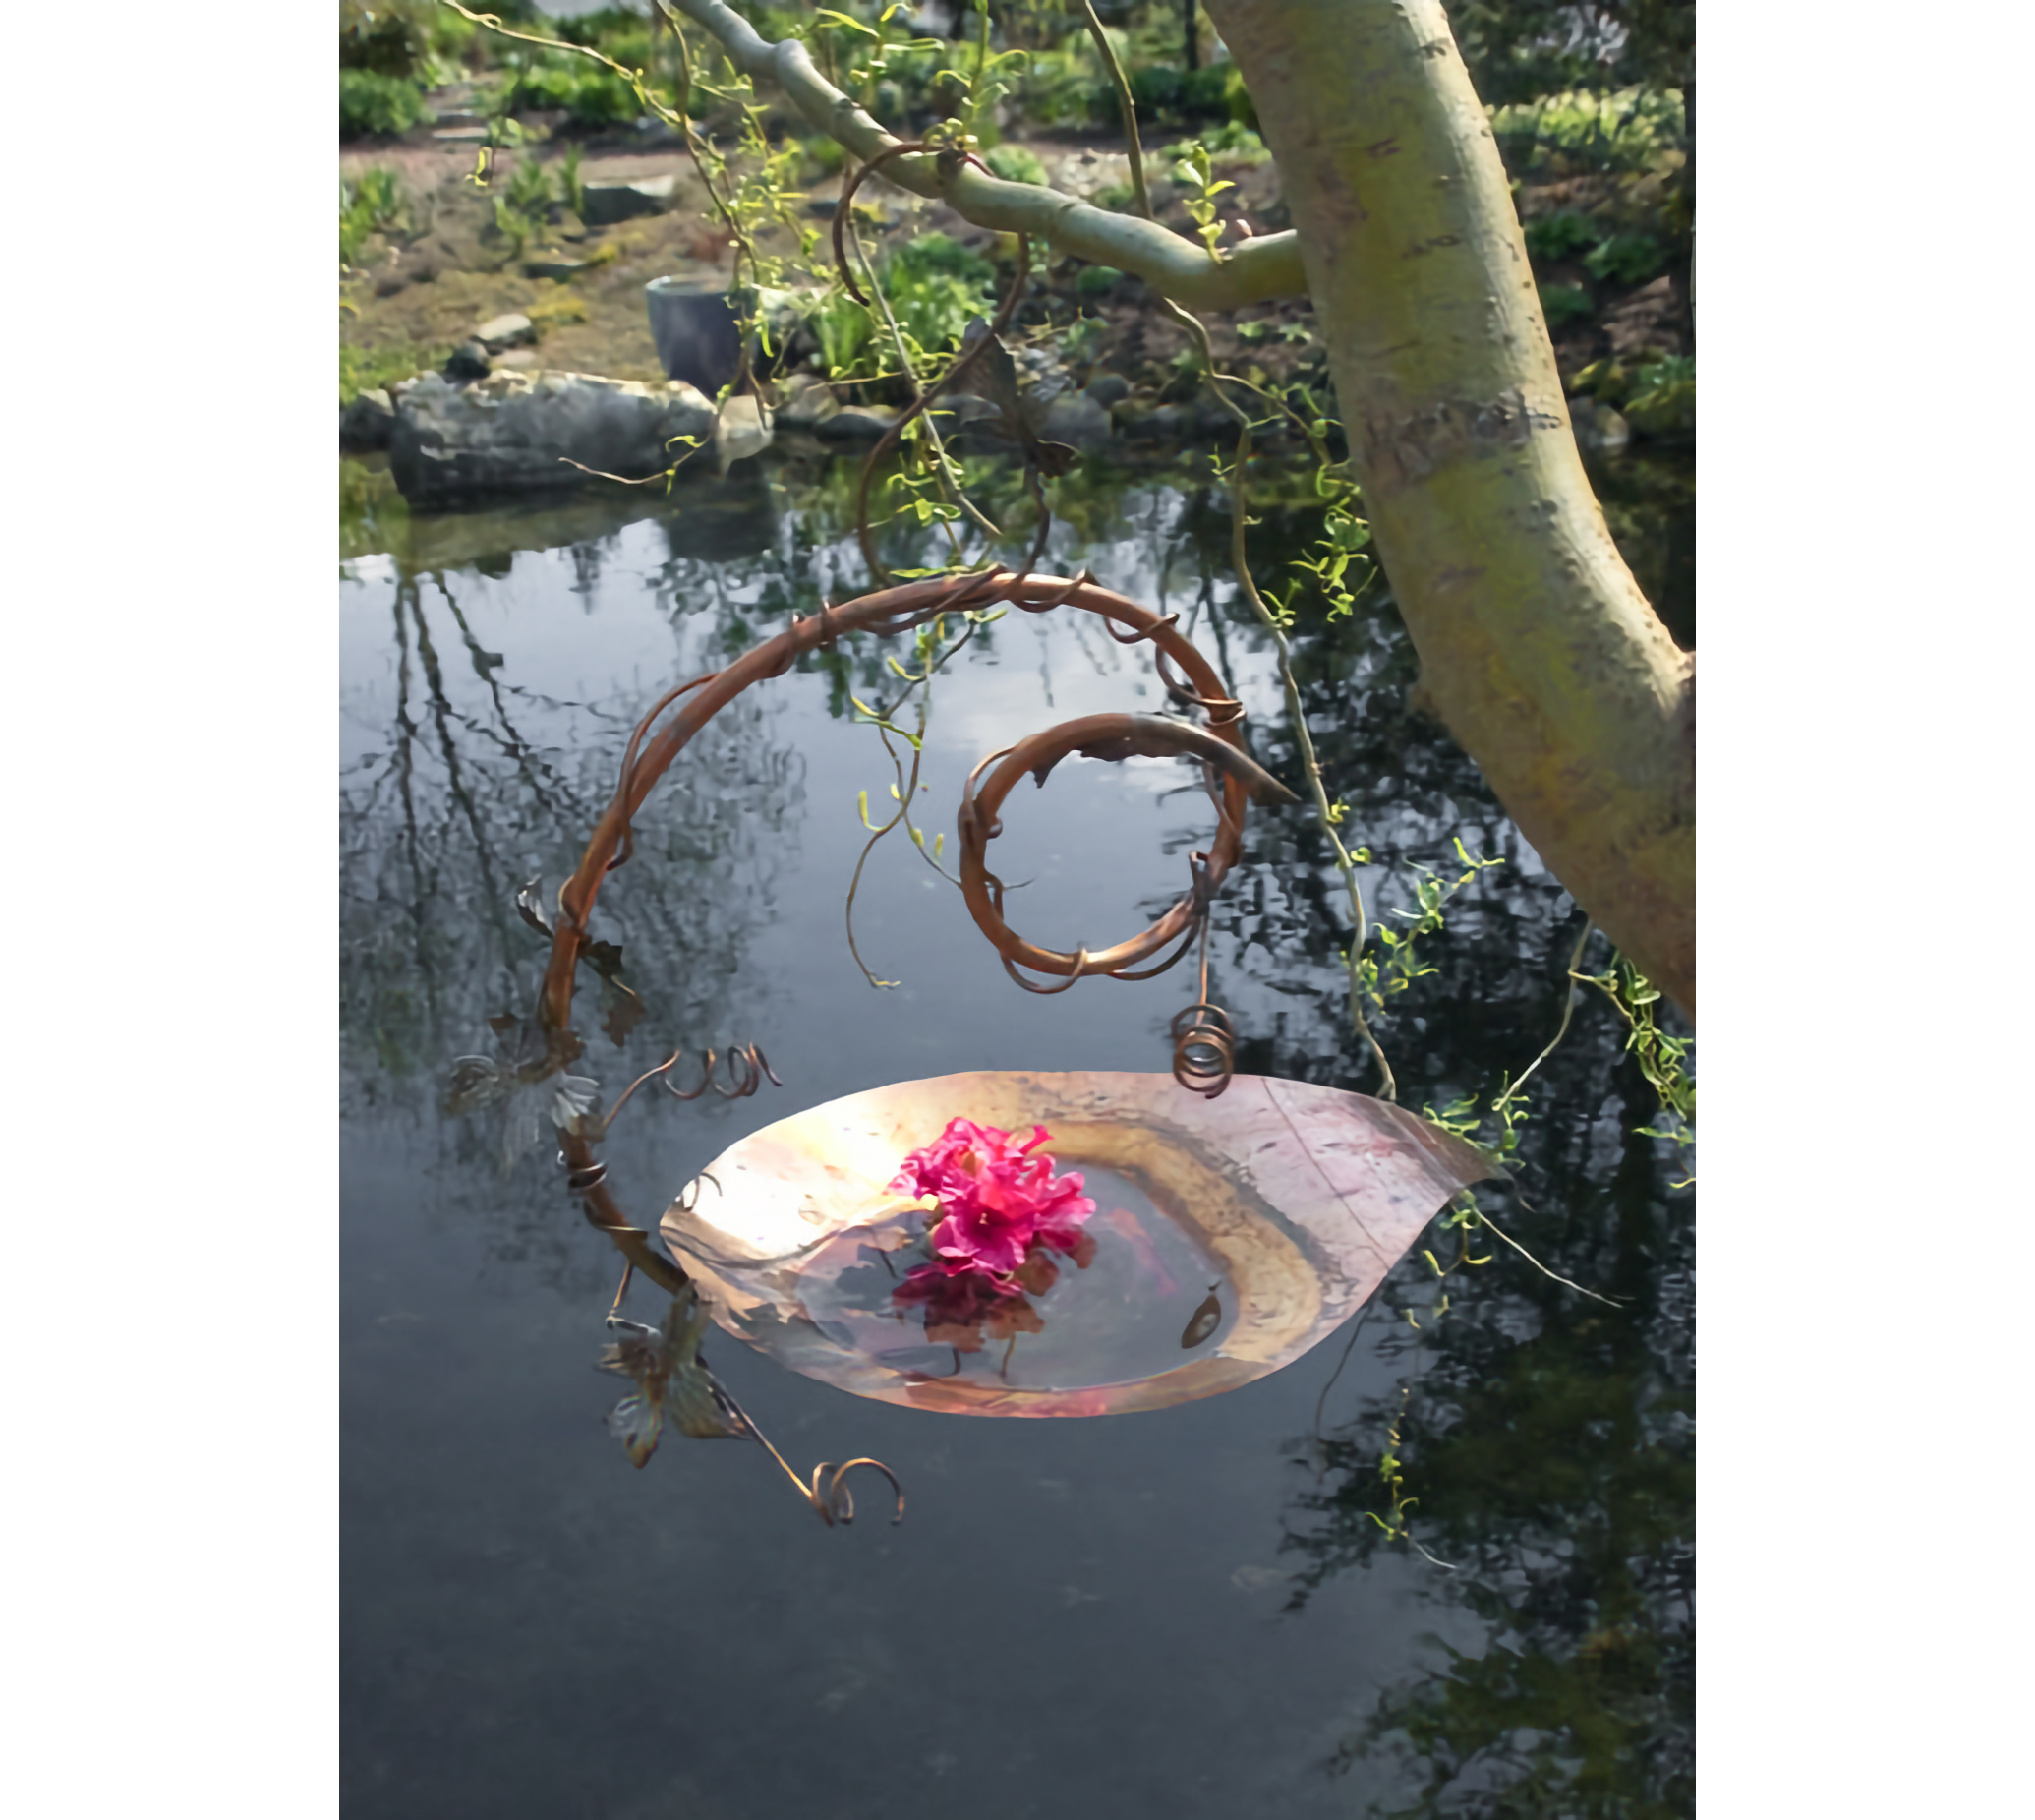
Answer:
[660,0,1307,309]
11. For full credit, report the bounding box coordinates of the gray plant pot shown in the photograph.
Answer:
[645,276,742,399]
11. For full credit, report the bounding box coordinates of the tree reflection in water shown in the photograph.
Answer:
[341,482,804,1289]
[1118,479,1694,1814]
[1280,1027,1693,1817]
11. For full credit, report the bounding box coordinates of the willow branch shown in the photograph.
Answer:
[657,0,1306,309]
[1167,302,1396,1099]
[1076,1,1153,220]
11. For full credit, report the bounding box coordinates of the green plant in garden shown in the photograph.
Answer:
[503,151,554,218]
[1622,354,1695,440]
[802,133,846,176]
[1197,119,1269,165]
[1222,60,1257,128]
[340,339,448,406]
[1628,354,1694,399]
[1523,209,1599,263]
[1128,63,1185,120]
[486,151,557,259]
[1062,315,1107,364]
[341,0,473,85]
[877,232,1001,355]
[1568,357,1628,402]
[1539,281,1595,326]
[983,143,1049,186]
[340,68,428,139]
[1074,263,1122,300]
[1489,85,1686,175]
[505,56,641,127]
[558,143,584,218]
[340,166,410,268]
[1128,60,1234,123]
[552,4,653,67]
[1583,230,1665,286]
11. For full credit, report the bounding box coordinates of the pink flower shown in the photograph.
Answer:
[928,1199,1034,1276]
[890,1118,1096,1275]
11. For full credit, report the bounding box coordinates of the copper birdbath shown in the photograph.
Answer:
[661,1070,1496,1418]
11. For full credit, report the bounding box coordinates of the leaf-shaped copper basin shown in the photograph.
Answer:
[661,1072,1496,1418]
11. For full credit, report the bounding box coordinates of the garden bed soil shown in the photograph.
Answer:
[342,107,1688,425]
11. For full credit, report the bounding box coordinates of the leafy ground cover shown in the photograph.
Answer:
[339,12,1689,447]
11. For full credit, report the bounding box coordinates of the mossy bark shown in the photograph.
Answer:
[1208,0,1694,1016]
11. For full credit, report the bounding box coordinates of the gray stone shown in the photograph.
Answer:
[1041,392,1112,450]
[812,405,895,441]
[475,313,536,355]
[340,387,397,453]
[774,379,841,431]
[1567,395,1632,455]
[713,394,774,471]
[1083,370,1131,411]
[444,339,492,381]
[1054,149,1132,201]
[388,369,718,506]
[523,254,590,281]
[580,173,676,227]
[1126,404,1185,440]
[1013,343,1072,403]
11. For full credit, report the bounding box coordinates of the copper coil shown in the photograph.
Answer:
[957,713,1293,984]
[658,1043,781,1103]
[1170,1000,1237,1098]
[807,1457,906,1528]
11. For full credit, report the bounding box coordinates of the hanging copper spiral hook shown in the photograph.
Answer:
[1170,904,1238,1098]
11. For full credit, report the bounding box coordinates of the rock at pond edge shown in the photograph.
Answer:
[388,369,716,507]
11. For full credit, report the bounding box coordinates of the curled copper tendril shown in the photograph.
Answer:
[1171,913,1238,1098]
[711,1374,907,1528]
[602,1044,781,1133]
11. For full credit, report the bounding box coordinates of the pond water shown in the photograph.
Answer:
[341,444,1693,1818]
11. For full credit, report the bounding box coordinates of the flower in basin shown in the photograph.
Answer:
[890,1117,1096,1274]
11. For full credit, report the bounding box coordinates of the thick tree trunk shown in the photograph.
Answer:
[1207,0,1695,1017]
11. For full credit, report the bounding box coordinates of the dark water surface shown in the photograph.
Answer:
[341,448,1693,1818]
